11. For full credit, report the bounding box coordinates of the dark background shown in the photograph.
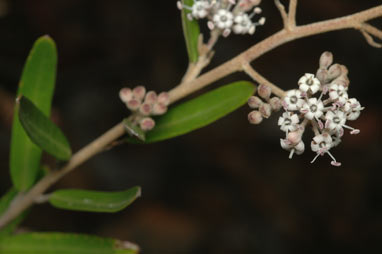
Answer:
[0,0,381,253]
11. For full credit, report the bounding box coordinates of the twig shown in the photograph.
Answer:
[288,0,298,28]
[169,5,382,104]
[0,122,126,229]
[274,0,289,29]
[242,62,286,98]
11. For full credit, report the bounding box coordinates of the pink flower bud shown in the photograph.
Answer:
[157,92,170,106]
[316,68,328,84]
[133,86,146,101]
[248,96,263,109]
[269,97,282,111]
[144,91,157,105]
[259,103,272,118]
[119,88,133,103]
[152,102,168,115]
[140,117,155,131]
[287,131,301,145]
[127,99,141,111]
[258,84,272,100]
[139,103,152,116]
[327,64,341,80]
[248,110,263,124]
[319,51,333,69]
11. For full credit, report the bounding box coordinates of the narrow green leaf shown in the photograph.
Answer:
[140,81,255,143]
[0,188,28,237]
[123,119,145,142]
[10,35,57,191]
[18,96,71,161]
[49,186,141,213]
[0,233,139,254]
[181,0,200,63]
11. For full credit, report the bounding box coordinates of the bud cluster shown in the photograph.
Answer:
[119,86,170,131]
[177,0,265,37]
[248,84,282,124]
[278,52,364,166]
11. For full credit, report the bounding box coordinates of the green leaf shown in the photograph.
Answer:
[10,35,57,191]
[181,0,200,63]
[123,119,145,142]
[0,188,28,237]
[49,187,141,213]
[141,81,255,143]
[0,233,139,254]
[18,96,71,161]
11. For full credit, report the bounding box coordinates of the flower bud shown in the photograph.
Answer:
[327,64,341,80]
[144,91,157,105]
[258,84,271,100]
[119,88,133,103]
[157,92,170,106]
[133,86,146,101]
[269,97,282,111]
[140,117,155,131]
[319,51,333,69]
[152,102,168,115]
[127,99,141,111]
[339,65,348,76]
[248,96,263,109]
[238,0,261,12]
[287,131,301,145]
[248,110,263,124]
[139,103,152,116]
[316,68,328,84]
[259,103,272,118]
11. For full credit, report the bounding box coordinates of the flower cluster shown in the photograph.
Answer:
[177,0,265,37]
[278,52,364,166]
[119,86,170,131]
[248,84,282,124]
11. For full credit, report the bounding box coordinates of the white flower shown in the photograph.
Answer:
[213,9,234,30]
[324,110,346,133]
[233,13,255,34]
[280,138,305,158]
[300,97,324,120]
[192,1,210,19]
[343,98,364,121]
[329,83,348,105]
[310,133,341,166]
[283,89,304,111]
[298,73,321,95]
[278,112,299,133]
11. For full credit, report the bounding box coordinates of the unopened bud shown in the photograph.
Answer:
[248,110,263,124]
[157,92,170,106]
[152,102,168,115]
[239,0,261,12]
[287,131,301,145]
[316,68,328,84]
[258,84,271,100]
[140,117,155,131]
[259,103,272,118]
[139,103,152,116]
[331,76,349,88]
[319,51,333,69]
[133,86,146,101]
[339,65,348,76]
[127,99,141,111]
[248,96,263,109]
[269,97,282,111]
[327,64,341,80]
[144,91,157,105]
[119,88,133,103]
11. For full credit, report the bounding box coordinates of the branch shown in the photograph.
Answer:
[0,122,126,229]
[274,0,288,29]
[168,4,382,104]
[274,0,298,30]
[242,62,286,98]
[357,22,382,48]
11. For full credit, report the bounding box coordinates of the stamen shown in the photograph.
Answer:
[311,153,320,163]
[327,151,341,166]
[289,149,295,159]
